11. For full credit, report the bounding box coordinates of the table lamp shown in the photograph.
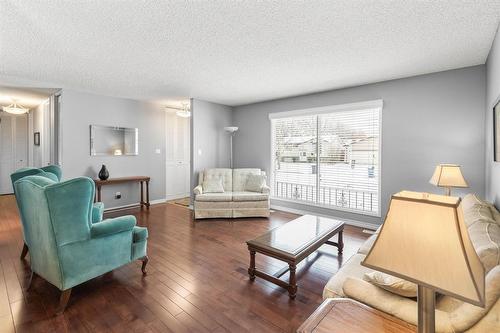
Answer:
[429,164,468,196]
[362,191,485,333]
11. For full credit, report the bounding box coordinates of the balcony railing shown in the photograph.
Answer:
[274,181,378,213]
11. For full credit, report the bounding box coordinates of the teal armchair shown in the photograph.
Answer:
[14,175,148,313]
[10,166,105,259]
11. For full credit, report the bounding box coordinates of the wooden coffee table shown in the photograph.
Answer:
[246,215,344,298]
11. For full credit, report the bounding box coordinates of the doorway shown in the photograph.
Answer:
[165,106,191,201]
[0,86,60,194]
[0,112,28,194]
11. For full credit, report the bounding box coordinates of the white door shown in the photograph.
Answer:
[165,111,190,200]
[0,113,28,194]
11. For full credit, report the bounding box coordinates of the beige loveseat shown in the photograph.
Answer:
[193,168,270,219]
[322,194,500,332]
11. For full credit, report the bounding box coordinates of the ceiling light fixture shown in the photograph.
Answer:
[176,102,191,118]
[2,101,29,115]
[164,102,191,118]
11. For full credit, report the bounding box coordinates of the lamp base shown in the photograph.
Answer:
[418,285,435,333]
[444,187,451,196]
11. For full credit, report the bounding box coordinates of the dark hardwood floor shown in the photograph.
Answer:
[0,195,368,333]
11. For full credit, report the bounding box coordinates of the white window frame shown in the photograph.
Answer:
[269,99,383,217]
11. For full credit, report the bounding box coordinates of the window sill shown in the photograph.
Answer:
[270,196,381,218]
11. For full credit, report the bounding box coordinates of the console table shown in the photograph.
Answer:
[93,176,151,209]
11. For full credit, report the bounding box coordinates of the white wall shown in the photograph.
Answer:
[233,66,486,226]
[486,26,500,206]
[190,98,233,192]
[60,89,166,208]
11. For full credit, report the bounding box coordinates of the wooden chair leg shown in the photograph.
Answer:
[56,289,72,314]
[141,256,149,275]
[27,271,38,291]
[20,243,29,260]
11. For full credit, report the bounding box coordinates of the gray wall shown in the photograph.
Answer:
[60,89,166,209]
[233,66,486,226]
[486,26,500,206]
[190,99,233,192]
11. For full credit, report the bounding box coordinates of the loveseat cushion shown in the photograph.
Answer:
[344,266,500,333]
[343,277,455,333]
[357,225,381,255]
[468,221,500,273]
[232,169,262,192]
[196,192,233,202]
[232,191,269,202]
[245,174,266,192]
[201,169,233,192]
[323,253,372,299]
[461,194,496,227]
[203,178,225,193]
[364,271,417,297]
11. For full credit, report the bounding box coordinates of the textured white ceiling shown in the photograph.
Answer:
[1,1,499,106]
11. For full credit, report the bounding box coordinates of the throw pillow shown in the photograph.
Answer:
[364,271,417,298]
[203,178,224,193]
[245,174,265,192]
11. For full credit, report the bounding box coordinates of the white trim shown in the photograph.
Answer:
[270,203,379,230]
[103,198,167,212]
[268,99,383,119]
[28,111,33,166]
[151,198,168,205]
[165,193,189,201]
[271,196,380,217]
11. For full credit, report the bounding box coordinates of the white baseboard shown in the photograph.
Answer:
[150,198,167,205]
[164,193,190,201]
[270,204,379,230]
[104,198,167,212]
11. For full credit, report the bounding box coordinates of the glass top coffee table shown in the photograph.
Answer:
[246,215,344,299]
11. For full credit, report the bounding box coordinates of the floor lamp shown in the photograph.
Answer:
[224,126,238,168]
[362,191,485,333]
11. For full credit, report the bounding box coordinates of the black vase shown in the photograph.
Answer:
[98,165,109,180]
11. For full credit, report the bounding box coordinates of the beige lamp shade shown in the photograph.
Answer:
[362,191,485,306]
[429,164,468,188]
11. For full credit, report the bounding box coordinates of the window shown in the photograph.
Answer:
[270,100,382,216]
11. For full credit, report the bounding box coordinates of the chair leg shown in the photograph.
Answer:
[56,289,72,314]
[141,256,149,275]
[27,271,38,291]
[20,243,29,260]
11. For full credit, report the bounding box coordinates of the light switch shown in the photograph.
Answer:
[198,149,202,156]
[155,148,161,154]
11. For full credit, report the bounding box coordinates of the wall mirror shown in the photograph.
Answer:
[90,125,138,156]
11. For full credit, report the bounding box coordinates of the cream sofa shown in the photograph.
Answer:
[323,194,500,333]
[193,168,270,219]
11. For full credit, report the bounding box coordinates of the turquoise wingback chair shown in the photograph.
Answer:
[10,166,105,259]
[14,175,148,313]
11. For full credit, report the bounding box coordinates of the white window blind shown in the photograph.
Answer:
[270,101,381,216]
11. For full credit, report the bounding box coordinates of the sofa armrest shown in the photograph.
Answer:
[92,202,104,223]
[342,277,453,332]
[193,185,203,195]
[91,215,136,239]
[261,185,271,194]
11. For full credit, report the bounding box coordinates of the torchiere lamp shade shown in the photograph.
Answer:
[429,164,468,188]
[362,191,485,307]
